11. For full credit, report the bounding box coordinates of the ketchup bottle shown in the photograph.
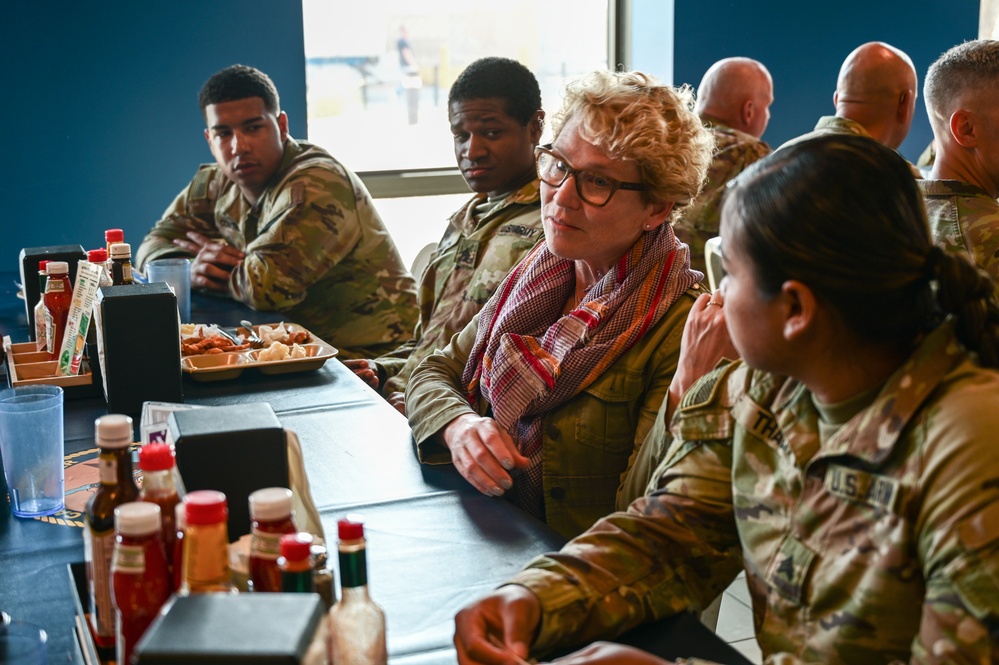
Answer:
[248,487,297,592]
[111,501,170,665]
[43,261,72,360]
[139,443,182,578]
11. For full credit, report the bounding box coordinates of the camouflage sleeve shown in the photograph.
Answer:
[905,381,999,664]
[373,339,418,386]
[229,165,364,310]
[962,198,999,286]
[511,364,746,653]
[405,315,481,464]
[134,167,224,270]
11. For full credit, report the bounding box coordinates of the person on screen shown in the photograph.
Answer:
[344,57,546,414]
[452,135,999,665]
[134,64,418,358]
[405,70,715,540]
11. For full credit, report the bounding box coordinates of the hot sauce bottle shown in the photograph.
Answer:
[138,443,182,578]
[111,501,170,665]
[328,515,387,664]
[43,261,72,360]
[279,532,316,593]
[248,487,297,592]
[84,414,139,651]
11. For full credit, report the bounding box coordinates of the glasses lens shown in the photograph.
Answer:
[537,151,561,186]
[576,172,614,206]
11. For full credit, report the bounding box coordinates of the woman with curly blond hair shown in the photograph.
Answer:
[406,70,715,539]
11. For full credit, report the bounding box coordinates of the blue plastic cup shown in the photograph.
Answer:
[0,385,65,518]
[0,620,48,663]
[147,258,192,323]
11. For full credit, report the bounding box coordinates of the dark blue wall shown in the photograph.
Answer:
[673,0,978,162]
[0,1,306,268]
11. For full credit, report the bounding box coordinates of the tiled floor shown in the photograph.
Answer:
[716,572,763,664]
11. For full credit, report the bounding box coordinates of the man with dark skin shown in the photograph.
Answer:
[344,57,545,413]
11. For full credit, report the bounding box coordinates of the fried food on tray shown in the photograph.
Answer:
[180,325,251,356]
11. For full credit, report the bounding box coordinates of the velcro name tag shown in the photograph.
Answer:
[824,464,899,512]
[732,394,787,452]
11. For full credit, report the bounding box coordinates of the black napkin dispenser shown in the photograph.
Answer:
[19,244,87,340]
[134,593,325,664]
[95,282,183,414]
[169,403,289,540]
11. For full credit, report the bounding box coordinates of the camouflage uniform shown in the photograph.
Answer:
[512,319,999,664]
[779,116,922,178]
[135,138,418,358]
[376,180,543,394]
[673,117,770,274]
[920,179,999,287]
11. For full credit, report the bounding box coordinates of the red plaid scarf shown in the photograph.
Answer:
[461,224,700,517]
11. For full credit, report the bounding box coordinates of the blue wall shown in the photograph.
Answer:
[0,1,306,268]
[672,0,978,162]
[0,1,979,271]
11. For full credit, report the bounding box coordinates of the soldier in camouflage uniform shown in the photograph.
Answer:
[674,57,772,275]
[343,57,545,412]
[135,65,417,358]
[921,40,999,287]
[452,136,999,665]
[777,42,921,178]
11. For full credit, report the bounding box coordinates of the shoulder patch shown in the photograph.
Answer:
[290,181,305,207]
[678,360,739,412]
[190,167,214,200]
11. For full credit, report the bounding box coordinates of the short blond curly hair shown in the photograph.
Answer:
[550,70,714,221]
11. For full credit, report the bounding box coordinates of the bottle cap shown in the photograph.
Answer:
[279,532,314,562]
[185,490,228,525]
[109,242,131,260]
[115,501,161,536]
[248,487,293,522]
[105,228,124,244]
[95,414,133,449]
[139,443,175,472]
[38,260,50,273]
[337,514,365,541]
[87,248,108,263]
[47,261,69,275]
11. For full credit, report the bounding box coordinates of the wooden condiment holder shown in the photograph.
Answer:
[3,336,94,389]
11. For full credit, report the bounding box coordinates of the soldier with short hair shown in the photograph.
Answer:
[135,64,418,358]
[674,57,773,274]
[778,41,920,177]
[344,57,546,413]
[921,39,999,287]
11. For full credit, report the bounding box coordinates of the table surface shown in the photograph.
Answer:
[0,276,752,665]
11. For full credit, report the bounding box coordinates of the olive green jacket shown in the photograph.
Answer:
[406,288,700,539]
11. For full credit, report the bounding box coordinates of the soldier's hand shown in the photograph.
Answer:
[174,231,245,293]
[442,414,528,497]
[342,359,380,390]
[545,642,670,664]
[455,585,539,665]
[386,391,406,415]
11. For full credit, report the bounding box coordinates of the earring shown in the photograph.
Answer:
[644,223,651,230]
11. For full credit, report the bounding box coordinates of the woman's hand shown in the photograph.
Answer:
[546,642,672,664]
[455,585,540,665]
[173,231,245,292]
[666,289,739,421]
[443,414,529,496]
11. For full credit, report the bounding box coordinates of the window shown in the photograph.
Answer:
[302,0,614,263]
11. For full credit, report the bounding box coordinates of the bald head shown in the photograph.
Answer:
[834,42,918,148]
[695,57,774,138]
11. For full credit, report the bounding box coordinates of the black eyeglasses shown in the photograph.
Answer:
[535,145,647,207]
